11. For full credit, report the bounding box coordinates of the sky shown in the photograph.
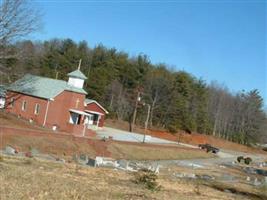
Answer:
[32,0,266,106]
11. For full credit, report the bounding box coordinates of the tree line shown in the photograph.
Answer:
[0,39,266,145]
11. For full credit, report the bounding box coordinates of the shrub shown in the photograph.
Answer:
[244,157,252,165]
[0,155,3,162]
[237,156,244,163]
[133,169,160,191]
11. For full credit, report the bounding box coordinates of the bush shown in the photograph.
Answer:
[237,156,244,163]
[244,157,252,165]
[133,169,160,191]
[0,155,3,162]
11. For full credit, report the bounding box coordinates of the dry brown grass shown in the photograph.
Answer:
[106,118,266,155]
[1,130,214,161]
[0,155,263,200]
[109,143,214,160]
[0,133,96,157]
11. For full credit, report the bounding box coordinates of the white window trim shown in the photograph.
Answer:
[22,101,27,111]
[34,103,40,115]
[10,98,15,108]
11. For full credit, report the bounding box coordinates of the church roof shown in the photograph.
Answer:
[67,69,87,80]
[8,74,87,99]
[0,85,6,97]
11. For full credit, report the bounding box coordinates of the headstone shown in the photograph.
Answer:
[5,146,16,155]
[255,169,267,176]
[253,178,261,186]
[246,176,251,181]
[95,156,103,166]
[187,173,196,179]
[221,174,235,182]
[30,148,39,156]
[200,175,214,180]
[174,173,184,178]
[87,158,96,167]
[78,154,88,165]
[56,158,65,163]
[25,151,33,158]
[118,160,129,169]
[79,154,88,161]
[154,165,160,174]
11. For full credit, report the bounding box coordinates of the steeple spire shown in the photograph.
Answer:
[78,59,82,70]
[67,60,87,89]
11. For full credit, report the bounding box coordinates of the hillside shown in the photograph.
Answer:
[1,155,266,200]
[1,39,266,146]
[106,119,266,154]
[0,111,213,161]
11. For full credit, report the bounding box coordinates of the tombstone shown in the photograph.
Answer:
[79,154,88,161]
[72,154,80,163]
[187,173,196,179]
[87,158,96,167]
[25,151,33,158]
[221,174,235,182]
[5,146,16,155]
[253,178,261,186]
[95,156,103,166]
[200,175,214,180]
[30,148,39,156]
[78,154,88,165]
[117,160,129,169]
[56,158,65,163]
[246,176,251,182]
[255,168,267,176]
[174,173,184,178]
[148,164,160,174]
[154,165,160,174]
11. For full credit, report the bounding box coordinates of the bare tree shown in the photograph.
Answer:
[0,0,41,58]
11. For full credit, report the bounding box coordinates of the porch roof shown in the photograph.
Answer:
[85,110,105,116]
[69,109,93,116]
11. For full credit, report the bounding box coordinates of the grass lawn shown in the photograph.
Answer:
[1,155,265,200]
[1,131,214,160]
[109,143,214,160]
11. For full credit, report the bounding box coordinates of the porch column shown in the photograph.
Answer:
[96,115,101,128]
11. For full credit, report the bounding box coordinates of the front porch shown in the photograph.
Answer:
[84,110,104,130]
[68,109,103,135]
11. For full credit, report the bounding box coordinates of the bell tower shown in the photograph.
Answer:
[67,60,87,89]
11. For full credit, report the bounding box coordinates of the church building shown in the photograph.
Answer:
[5,67,108,136]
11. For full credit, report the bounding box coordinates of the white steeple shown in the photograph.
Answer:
[67,60,87,89]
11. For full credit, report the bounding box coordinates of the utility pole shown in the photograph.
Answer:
[132,91,141,131]
[143,103,151,143]
[55,64,58,79]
